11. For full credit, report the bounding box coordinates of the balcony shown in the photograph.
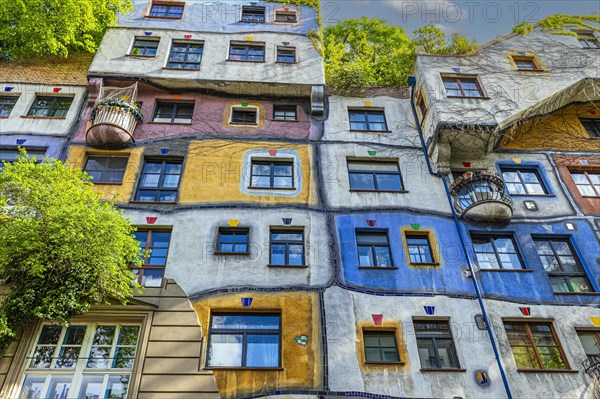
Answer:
[450,171,513,224]
[85,99,143,148]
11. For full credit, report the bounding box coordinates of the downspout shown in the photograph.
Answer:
[407,76,513,399]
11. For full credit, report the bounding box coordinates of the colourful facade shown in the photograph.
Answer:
[1,7,599,399]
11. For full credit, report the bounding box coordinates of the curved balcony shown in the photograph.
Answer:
[85,100,143,148]
[450,171,513,224]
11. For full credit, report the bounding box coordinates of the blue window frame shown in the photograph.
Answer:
[356,229,393,267]
[471,234,524,270]
[149,2,184,18]
[500,166,548,195]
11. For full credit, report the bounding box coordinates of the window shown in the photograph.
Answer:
[153,102,194,123]
[347,160,402,192]
[533,237,593,293]
[27,96,73,117]
[363,330,400,363]
[578,32,599,49]
[512,56,539,71]
[133,229,171,287]
[135,160,182,203]
[414,320,460,369]
[275,10,297,23]
[273,105,297,121]
[130,38,159,56]
[577,331,600,361]
[84,156,128,184]
[241,6,266,22]
[250,160,294,189]
[276,47,296,63]
[207,314,280,368]
[0,147,46,169]
[415,89,427,124]
[471,234,524,270]
[149,2,184,18]
[231,107,258,125]
[501,167,547,195]
[216,227,250,254]
[348,109,388,131]
[167,41,203,69]
[571,171,600,196]
[270,229,305,266]
[405,233,435,264]
[504,321,568,370]
[0,96,17,117]
[20,324,140,399]
[580,118,600,138]
[228,43,265,62]
[356,230,393,268]
[442,76,484,98]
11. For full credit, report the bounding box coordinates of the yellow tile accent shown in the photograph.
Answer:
[512,158,521,164]
[228,219,239,227]
[245,36,253,41]
[590,317,600,326]
[364,101,373,106]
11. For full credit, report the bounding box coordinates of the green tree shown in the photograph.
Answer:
[0,0,133,60]
[0,152,142,350]
[412,23,478,55]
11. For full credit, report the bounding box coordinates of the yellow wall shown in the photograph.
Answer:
[192,292,322,398]
[500,103,600,151]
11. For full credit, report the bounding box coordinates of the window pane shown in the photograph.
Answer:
[288,244,304,265]
[141,269,164,287]
[374,246,393,266]
[358,246,373,267]
[93,326,116,346]
[579,333,600,356]
[114,346,137,368]
[512,346,539,369]
[38,325,62,345]
[30,346,55,368]
[118,326,140,347]
[376,174,402,191]
[417,338,438,368]
[106,375,129,399]
[270,244,286,265]
[19,376,45,399]
[435,338,460,368]
[78,375,104,399]
[246,335,279,367]
[207,334,243,367]
[212,315,280,330]
[356,234,388,245]
[505,323,530,346]
[537,346,567,369]
[271,232,303,241]
[87,346,111,368]
[365,347,382,362]
[349,173,376,190]
[47,377,72,399]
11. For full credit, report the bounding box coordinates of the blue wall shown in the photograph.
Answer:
[0,135,68,160]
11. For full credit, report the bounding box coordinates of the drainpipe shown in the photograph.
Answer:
[407,76,513,399]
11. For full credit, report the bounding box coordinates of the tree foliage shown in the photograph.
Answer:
[0,0,133,60]
[512,14,600,37]
[323,18,478,93]
[0,152,142,349]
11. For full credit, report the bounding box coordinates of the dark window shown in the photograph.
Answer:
[241,6,266,23]
[135,160,182,203]
[276,47,296,63]
[415,90,427,124]
[513,57,539,71]
[231,108,258,125]
[580,118,600,138]
[27,96,73,117]
[471,234,524,270]
[229,44,265,62]
[533,237,593,293]
[84,156,128,184]
[270,229,304,266]
[348,109,388,131]
[250,160,294,189]
[167,41,203,69]
[577,331,600,362]
[414,320,460,369]
[0,96,18,117]
[216,228,249,254]
[273,105,297,121]
[571,171,600,196]
[0,147,46,169]
[363,331,400,363]
[149,2,184,18]
[501,167,547,195]
[442,76,484,98]
[274,10,297,23]
[504,322,568,370]
[133,229,171,287]
[348,160,402,192]
[130,38,159,56]
[578,32,599,49]
[356,230,393,267]
[406,234,434,264]
[153,102,194,123]
[207,314,280,368]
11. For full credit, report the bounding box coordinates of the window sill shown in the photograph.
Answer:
[129,201,177,205]
[230,122,259,126]
[162,67,201,71]
[126,54,157,58]
[247,186,296,191]
[358,266,398,270]
[275,61,298,65]
[349,130,393,133]
[409,262,440,267]
[239,21,267,24]
[271,119,300,123]
[517,368,578,374]
[91,182,124,186]
[0,116,8,119]
[479,268,534,273]
[145,15,183,20]
[511,194,556,197]
[365,361,405,365]
[350,189,408,194]
[420,368,466,372]
[205,366,283,371]
[446,96,490,100]
[226,59,266,63]
[515,69,548,73]
[20,116,66,120]
[581,195,600,198]
[554,292,600,296]
[214,251,251,256]
[267,264,309,268]
[147,121,193,125]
